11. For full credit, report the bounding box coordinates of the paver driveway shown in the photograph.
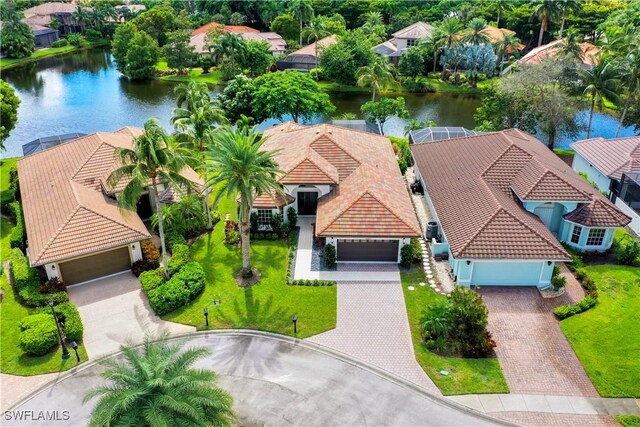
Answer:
[307,280,438,393]
[68,272,195,358]
[479,279,598,397]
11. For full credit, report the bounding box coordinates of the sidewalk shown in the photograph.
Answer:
[448,393,640,416]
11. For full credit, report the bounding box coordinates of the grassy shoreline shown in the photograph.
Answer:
[0,40,110,71]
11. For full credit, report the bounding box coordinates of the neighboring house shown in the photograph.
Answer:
[190,22,286,55]
[0,20,59,49]
[23,2,80,35]
[571,136,640,234]
[502,39,600,74]
[373,22,435,65]
[411,129,630,288]
[277,35,338,71]
[17,128,203,286]
[257,123,421,263]
[409,127,482,144]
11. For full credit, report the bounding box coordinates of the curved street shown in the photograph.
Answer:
[6,331,506,427]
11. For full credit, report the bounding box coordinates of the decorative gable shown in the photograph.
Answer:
[281,159,337,184]
[482,145,532,195]
[310,135,360,180]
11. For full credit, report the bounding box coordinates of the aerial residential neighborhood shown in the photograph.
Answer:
[0,1,639,426]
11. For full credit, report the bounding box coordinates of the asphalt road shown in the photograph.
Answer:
[5,331,508,426]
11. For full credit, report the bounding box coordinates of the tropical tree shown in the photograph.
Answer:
[404,119,437,137]
[532,0,561,47]
[84,336,235,427]
[493,0,513,28]
[0,80,20,150]
[431,18,462,74]
[209,32,247,73]
[494,34,522,70]
[0,17,34,58]
[107,119,198,275]
[124,31,160,80]
[462,18,490,46]
[462,44,498,88]
[360,11,386,42]
[289,0,314,46]
[301,18,330,74]
[581,57,621,139]
[616,46,640,137]
[557,0,581,38]
[361,97,409,133]
[206,126,284,279]
[162,30,197,74]
[559,29,583,61]
[356,56,396,101]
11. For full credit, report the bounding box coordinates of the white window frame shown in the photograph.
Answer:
[585,228,606,246]
[257,209,272,230]
[571,224,582,244]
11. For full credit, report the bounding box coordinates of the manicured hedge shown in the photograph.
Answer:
[400,244,413,268]
[146,262,205,316]
[324,243,336,268]
[165,230,187,253]
[51,302,84,341]
[167,243,190,274]
[19,313,58,356]
[554,296,598,319]
[8,201,26,251]
[139,268,165,293]
[10,248,68,307]
[285,229,298,284]
[289,279,335,286]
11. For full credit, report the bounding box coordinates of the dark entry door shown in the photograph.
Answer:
[298,192,318,215]
[337,240,399,262]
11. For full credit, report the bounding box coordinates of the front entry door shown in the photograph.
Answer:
[298,192,318,215]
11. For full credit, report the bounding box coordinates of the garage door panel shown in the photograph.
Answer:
[471,262,542,286]
[337,240,398,262]
[60,247,131,285]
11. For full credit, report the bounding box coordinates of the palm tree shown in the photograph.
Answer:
[557,0,580,38]
[84,336,235,427]
[494,34,522,70]
[301,18,330,75]
[209,32,246,70]
[532,0,561,47]
[206,126,284,279]
[289,0,314,46]
[72,6,89,33]
[616,46,640,137]
[431,18,463,74]
[362,11,383,27]
[559,29,583,61]
[107,119,198,275]
[493,0,513,28]
[462,18,490,46]
[356,56,396,101]
[581,57,621,139]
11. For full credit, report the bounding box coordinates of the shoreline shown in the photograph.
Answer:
[0,41,111,71]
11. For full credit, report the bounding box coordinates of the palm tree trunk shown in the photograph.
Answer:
[616,95,631,138]
[433,50,437,73]
[151,177,169,276]
[314,44,319,79]
[299,19,303,46]
[587,99,596,139]
[538,22,545,47]
[372,88,376,102]
[240,203,252,277]
[559,15,566,38]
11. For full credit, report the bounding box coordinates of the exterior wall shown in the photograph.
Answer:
[564,222,616,252]
[524,201,578,236]
[452,256,554,288]
[615,197,640,234]
[283,184,332,219]
[130,242,143,262]
[327,237,409,263]
[431,239,449,255]
[249,207,280,230]
[44,262,60,280]
[571,152,612,194]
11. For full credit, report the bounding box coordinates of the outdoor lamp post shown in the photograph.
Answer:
[292,314,298,335]
[204,307,209,327]
[49,300,70,360]
[70,341,80,363]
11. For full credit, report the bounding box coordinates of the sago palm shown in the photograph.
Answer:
[581,57,621,139]
[356,56,396,101]
[462,18,490,46]
[301,18,330,75]
[107,119,198,275]
[84,336,235,427]
[206,126,284,279]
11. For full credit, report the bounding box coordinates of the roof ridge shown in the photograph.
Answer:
[481,143,531,178]
[315,187,366,235]
[309,132,362,167]
[70,140,108,183]
[32,205,83,265]
[498,208,568,255]
[78,202,150,239]
[306,154,338,183]
[287,152,337,183]
[456,207,503,257]
[538,168,589,199]
[364,191,420,235]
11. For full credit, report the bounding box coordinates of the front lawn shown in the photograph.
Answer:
[163,194,336,338]
[402,268,508,395]
[156,61,223,85]
[561,264,640,397]
[616,416,640,427]
[0,218,88,375]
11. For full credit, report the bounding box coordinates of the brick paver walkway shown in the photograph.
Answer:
[479,278,599,397]
[306,281,439,393]
[490,412,619,427]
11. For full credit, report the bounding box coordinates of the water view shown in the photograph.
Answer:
[2,47,637,158]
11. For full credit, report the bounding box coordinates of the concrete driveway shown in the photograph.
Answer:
[6,332,505,427]
[68,272,194,359]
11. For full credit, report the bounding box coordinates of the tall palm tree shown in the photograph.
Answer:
[581,57,621,139]
[301,18,330,75]
[209,32,246,70]
[72,6,89,33]
[107,119,198,275]
[84,336,235,427]
[616,46,640,137]
[289,0,314,46]
[356,56,396,101]
[532,0,561,47]
[494,33,522,70]
[206,126,284,279]
[557,0,580,38]
[462,18,490,46]
[431,18,463,74]
[493,0,513,28]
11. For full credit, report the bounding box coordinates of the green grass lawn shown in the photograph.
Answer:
[616,416,640,427]
[0,41,110,70]
[561,264,640,397]
[163,193,336,338]
[0,218,88,375]
[0,157,18,203]
[401,267,508,395]
[156,61,223,85]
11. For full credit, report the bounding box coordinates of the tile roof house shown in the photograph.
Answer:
[502,39,600,75]
[571,136,640,234]
[373,22,435,65]
[277,35,338,71]
[23,2,81,35]
[256,123,420,263]
[0,19,59,48]
[411,129,630,288]
[18,128,203,285]
[190,22,286,55]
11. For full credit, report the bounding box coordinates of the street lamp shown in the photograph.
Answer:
[49,300,70,360]
[292,314,298,335]
[70,341,80,363]
[203,307,209,327]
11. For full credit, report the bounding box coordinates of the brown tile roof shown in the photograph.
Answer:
[191,22,259,37]
[411,129,629,260]
[518,39,600,67]
[18,128,202,266]
[571,136,640,180]
[263,123,420,237]
[23,2,77,17]
[241,191,294,208]
[564,199,631,227]
[287,35,337,57]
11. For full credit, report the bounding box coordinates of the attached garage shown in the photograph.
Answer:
[337,239,399,262]
[59,246,132,285]
[470,261,544,286]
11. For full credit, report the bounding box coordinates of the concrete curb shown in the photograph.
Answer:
[9,329,515,426]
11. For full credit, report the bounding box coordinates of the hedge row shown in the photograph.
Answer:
[8,201,26,252]
[10,248,68,307]
[285,229,298,284]
[167,244,189,275]
[147,262,205,316]
[19,302,84,356]
[554,268,599,320]
[289,279,335,287]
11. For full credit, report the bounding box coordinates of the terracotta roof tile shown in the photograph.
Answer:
[564,199,631,227]
[571,136,640,180]
[518,39,600,67]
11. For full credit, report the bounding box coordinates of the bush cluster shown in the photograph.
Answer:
[66,33,89,48]
[168,244,190,274]
[289,279,335,286]
[410,238,423,263]
[224,219,240,245]
[550,266,567,290]
[8,201,26,251]
[401,77,436,93]
[38,277,66,294]
[10,248,68,307]
[165,230,187,253]
[51,39,69,48]
[147,262,205,315]
[132,240,161,277]
[139,268,165,293]
[250,232,280,241]
[285,229,298,284]
[19,313,58,356]
[562,244,585,271]
[287,207,297,230]
[554,267,599,319]
[616,239,640,266]
[324,243,336,268]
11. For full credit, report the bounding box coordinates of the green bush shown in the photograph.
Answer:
[53,302,83,341]
[8,201,25,251]
[285,229,298,284]
[270,212,283,236]
[147,262,205,315]
[400,244,413,268]
[19,313,58,356]
[250,212,259,233]
[554,295,598,319]
[165,230,187,252]
[402,76,436,93]
[410,238,423,263]
[85,28,101,42]
[562,244,585,271]
[66,33,88,47]
[289,279,335,286]
[574,269,587,281]
[168,244,190,275]
[287,206,297,230]
[551,274,567,290]
[10,248,68,307]
[616,240,640,266]
[397,158,408,175]
[139,268,165,293]
[553,304,576,319]
[211,210,221,225]
[324,243,336,268]
[51,39,69,48]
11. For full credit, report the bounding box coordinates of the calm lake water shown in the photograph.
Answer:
[2,47,637,158]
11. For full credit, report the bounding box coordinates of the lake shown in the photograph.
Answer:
[2,47,637,158]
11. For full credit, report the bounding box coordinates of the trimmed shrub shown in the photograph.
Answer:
[250,212,259,233]
[54,302,83,341]
[38,277,66,294]
[139,268,165,293]
[324,243,336,268]
[10,248,68,307]
[147,262,205,315]
[285,229,298,284]
[616,240,640,266]
[410,238,423,263]
[8,201,26,251]
[270,212,283,236]
[211,210,221,225]
[287,207,297,230]
[551,274,567,290]
[85,28,101,42]
[574,269,587,281]
[51,39,69,48]
[19,313,58,356]
[168,244,190,275]
[289,279,335,286]
[66,33,88,48]
[562,244,585,271]
[400,244,413,268]
[165,230,187,252]
[554,295,598,319]
[132,239,161,276]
